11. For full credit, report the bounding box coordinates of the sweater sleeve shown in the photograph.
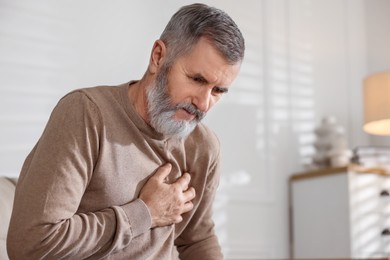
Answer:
[175,152,224,260]
[7,92,151,259]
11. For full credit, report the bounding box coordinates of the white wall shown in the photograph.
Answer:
[0,0,384,258]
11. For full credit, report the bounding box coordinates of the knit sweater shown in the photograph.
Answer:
[7,82,223,260]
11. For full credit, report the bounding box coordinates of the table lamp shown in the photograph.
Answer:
[363,71,390,135]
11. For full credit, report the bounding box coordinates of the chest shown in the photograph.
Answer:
[78,137,189,212]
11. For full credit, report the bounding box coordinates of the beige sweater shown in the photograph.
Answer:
[7,82,223,259]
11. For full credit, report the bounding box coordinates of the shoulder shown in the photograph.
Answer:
[49,85,121,128]
[66,84,123,105]
[57,83,126,115]
[45,89,103,130]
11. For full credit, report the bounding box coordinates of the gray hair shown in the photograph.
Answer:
[160,3,245,66]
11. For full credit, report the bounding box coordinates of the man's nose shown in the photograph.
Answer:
[192,88,211,112]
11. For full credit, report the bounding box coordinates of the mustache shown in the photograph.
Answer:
[175,103,206,121]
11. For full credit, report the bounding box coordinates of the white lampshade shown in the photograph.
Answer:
[363,71,390,135]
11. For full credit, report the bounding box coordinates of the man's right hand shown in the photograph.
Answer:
[139,163,196,228]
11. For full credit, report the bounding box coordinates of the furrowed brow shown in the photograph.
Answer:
[192,73,208,84]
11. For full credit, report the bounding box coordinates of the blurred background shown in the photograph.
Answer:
[1,0,390,259]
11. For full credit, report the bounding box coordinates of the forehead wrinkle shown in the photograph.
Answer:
[176,41,241,87]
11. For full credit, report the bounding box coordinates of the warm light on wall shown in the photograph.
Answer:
[363,71,390,135]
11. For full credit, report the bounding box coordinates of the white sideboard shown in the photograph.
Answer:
[290,166,390,258]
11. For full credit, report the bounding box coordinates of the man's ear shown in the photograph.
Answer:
[148,40,167,74]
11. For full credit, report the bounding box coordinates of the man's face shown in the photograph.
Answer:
[147,37,241,138]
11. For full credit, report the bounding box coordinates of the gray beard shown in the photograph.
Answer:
[146,65,206,139]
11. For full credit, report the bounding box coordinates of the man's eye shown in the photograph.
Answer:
[213,87,228,94]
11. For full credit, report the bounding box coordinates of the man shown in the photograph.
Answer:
[7,3,244,259]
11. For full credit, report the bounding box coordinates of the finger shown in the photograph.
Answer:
[175,172,191,190]
[173,215,183,224]
[153,163,172,182]
[182,201,194,214]
[182,187,196,202]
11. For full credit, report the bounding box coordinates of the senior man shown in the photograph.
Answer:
[7,3,245,259]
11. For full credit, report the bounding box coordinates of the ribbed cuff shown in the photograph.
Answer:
[121,198,152,237]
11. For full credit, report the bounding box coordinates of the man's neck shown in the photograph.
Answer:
[128,79,150,124]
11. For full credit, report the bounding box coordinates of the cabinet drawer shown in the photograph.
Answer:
[352,213,390,257]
